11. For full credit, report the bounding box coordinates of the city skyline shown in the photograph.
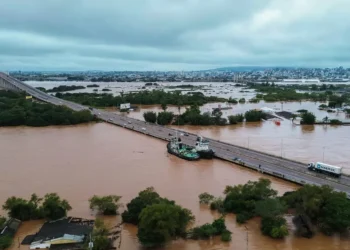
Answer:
[0,0,350,71]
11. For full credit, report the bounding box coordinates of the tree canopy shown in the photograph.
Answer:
[42,193,72,220]
[89,195,122,215]
[301,112,316,125]
[0,90,96,127]
[137,203,194,247]
[121,187,174,225]
[57,90,226,107]
[282,185,350,235]
[2,193,71,221]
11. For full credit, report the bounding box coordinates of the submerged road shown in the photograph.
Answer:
[0,72,349,197]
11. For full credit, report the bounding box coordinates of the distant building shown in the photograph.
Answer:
[22,217,94,250]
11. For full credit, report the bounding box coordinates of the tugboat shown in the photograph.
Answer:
[167,136,200,161]
[195,136,215,159]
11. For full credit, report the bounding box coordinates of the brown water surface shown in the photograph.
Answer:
[0,124,349,250]
[124,105,350,174]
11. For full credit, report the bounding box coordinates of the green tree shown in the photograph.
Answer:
[160,102,168,111]
[282,185,350,235]
[92,219,110,250]
[42,193,72,220]
[122,187,174,225]
[244,110,267,122]
[239,98,246,103]
[157,111,174,125]
[2,194,44,221]
[143,111,157,123]
[188,217,230,242]
[301,112,316,125]
[89,195,122,215]
[137,203,194,247]
[318,195,350,235]
[255,198,286,218]
[261,216,288,239]
[228,114,244,124]
[0,216,5,228]
[329,119,342,125]
[223,179,278,223]
[198,192,214,204]
[0,235,13,250]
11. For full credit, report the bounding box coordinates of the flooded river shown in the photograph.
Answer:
[123,104,350,174]
[1,124,349,250]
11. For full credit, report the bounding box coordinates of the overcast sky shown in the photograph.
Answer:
[0,0,349,71]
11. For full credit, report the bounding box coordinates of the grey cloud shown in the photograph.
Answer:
[0,0,350,70]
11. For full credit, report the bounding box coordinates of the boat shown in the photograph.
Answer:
[167,137,200,161]
[194,136,215,159]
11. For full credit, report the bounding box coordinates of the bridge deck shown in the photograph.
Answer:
[0,72,349,197]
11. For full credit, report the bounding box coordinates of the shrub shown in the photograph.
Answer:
[143,111,157,123]
[244,110,267,122]
[137,203,194,247]
[89,195,122,215]
[228,114,244,124]
[221,230,232,242]
[301,112,316,125]
[261,216,288,239]
[0,235,13,250]
[199,193,214,204]
[188,218,230,242]
[157,111,174,125]
[228,98,238,104]
[330,119,342,125]
[239,98,246,103]
[236,212,254,224]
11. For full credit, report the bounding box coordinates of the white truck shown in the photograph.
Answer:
[308,162,342,177]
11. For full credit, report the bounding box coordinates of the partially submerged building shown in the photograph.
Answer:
[22,217,94,250]
[0,218,21,237]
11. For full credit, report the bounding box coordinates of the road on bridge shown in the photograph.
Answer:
[1,72,349,197]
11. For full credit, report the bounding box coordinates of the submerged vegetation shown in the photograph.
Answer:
[2,193,71,221]
[89,195,122,215]
[57,90,226,107]
[248,82,350,104]
[0,90,96,127]
[199,179,350,239]
[0,182,348,248]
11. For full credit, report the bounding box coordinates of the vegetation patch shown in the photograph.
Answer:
[89,195,122,215]
[46,85,86,92]
[0,90,96,127]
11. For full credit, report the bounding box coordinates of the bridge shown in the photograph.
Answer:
[0,72,349,197]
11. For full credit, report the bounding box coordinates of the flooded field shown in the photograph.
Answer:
[1,123,349,250]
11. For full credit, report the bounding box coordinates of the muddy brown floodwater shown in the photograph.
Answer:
[0,123,349,250]
[124,104,350,174]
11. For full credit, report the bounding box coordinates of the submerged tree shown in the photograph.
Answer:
[89,195,122,215]
[42,193,72,220]
[137,203,194,247]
